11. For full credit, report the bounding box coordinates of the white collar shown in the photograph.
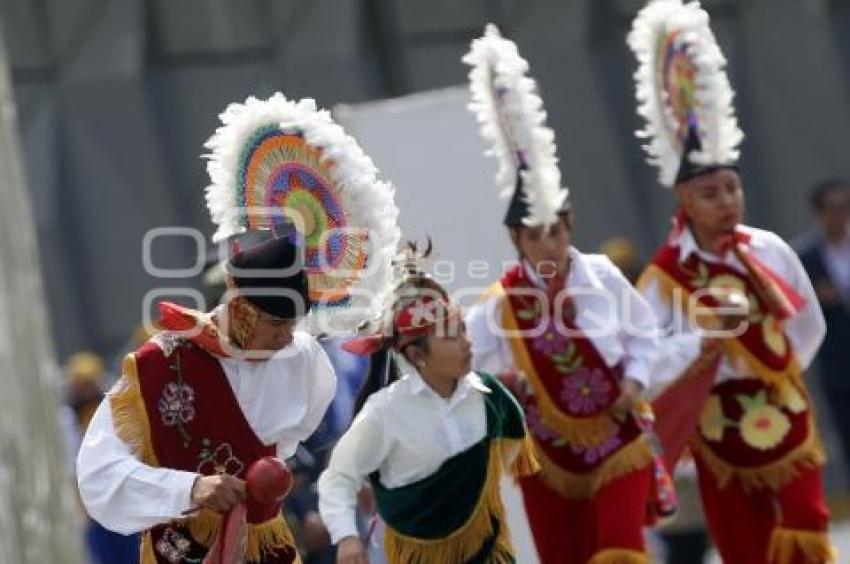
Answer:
[407,370,490,400]
[673,225,765,264]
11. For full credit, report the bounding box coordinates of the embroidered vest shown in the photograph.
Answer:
[110,335,298,563]
[497,265,652,499]
[642,246,824,490]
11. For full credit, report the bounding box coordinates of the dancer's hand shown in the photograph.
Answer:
[337,536,369,564]
[190,474,246,513]
[610,378,643,421]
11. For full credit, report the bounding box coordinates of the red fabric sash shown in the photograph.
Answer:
[500,265,642,474]
[670,214,805,320]
[650,244,796,371]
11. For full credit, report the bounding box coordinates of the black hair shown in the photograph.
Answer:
[810,178,850,212]
[351,335,431,417]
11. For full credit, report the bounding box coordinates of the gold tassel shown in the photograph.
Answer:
[109,354,159,466]
[588,548,651,564]
[500,434,541,478]
[768,527,837,564]
[184,509,299,563]
[690,421,825,491]
[535,435,654,499]
[140,532,156,564]
[383,442,515,564]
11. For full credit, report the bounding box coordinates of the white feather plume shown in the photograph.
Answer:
[628,0,743,187]
[203,92,401,335]
[463,24,567,226]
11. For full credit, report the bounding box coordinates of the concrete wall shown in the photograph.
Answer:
[2,0,849,359]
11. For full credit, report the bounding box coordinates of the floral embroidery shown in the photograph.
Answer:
[560,367,611,415]
[781,384,807,414]
[570,433,622,465]
[526,404,559,443]
[698,395,728,442]
[158,382,196,426]
[707,273,748,302]
[737,391,791,451]
[156,527,193,563]
[196,443,244,476]
[532,319,569,356]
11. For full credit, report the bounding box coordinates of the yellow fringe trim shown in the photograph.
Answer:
[494,283,619,449]
[588,548,651,564]
[184,509,300,563]
[139,512,300,563]
[383,439,515,564]
[140,532,156,564]
[112,355,299,562]
[535,435,654,499]
[501,434,541,478]
[691,417,825,491]
[109,354,159,466]
[639,266,802,392]
[768,527,837,564]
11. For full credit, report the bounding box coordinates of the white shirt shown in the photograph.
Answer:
[465,248,659,389]
[317,370,491,544]
[76,331,336,535]
[641,225,825,391]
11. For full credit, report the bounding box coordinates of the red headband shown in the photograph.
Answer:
[341,295,460,356]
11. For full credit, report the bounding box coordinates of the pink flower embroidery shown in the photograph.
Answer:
[158,382,195,426]
[196,443,244,476]
[560,367,611,415]
[532,318,569,356]
[155,527,192,563]
[571,434,622,465]
[526,404,559,443]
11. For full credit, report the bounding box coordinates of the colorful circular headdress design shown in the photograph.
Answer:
[628,0,743,187]
[205,94,401,334]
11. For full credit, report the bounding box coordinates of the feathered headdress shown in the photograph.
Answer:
[204,93,401,335]
[628,0,743,187]
[341,239,460,356]
[464,24,567,227]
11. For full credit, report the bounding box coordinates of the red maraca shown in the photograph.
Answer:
[202,458,293,564]
[245,456,293,504]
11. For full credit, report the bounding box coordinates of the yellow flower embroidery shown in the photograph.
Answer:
[781,384,807,414]
[737,391,791,451]
[699,395,726,442]
[708,274,748,304]
[761,314,787,357]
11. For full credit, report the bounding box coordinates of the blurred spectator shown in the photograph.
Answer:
[63,351,140,564]
[65,352,106,438]
[600,236,642,283]
[797,178,850,486]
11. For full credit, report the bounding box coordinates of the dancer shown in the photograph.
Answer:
[464,25,660,564]
[77,93,400,563]
[629,2,835,562]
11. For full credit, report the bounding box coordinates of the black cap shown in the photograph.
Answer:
[503,164,570,227]
[675,123,738,185]
[226,236,311,319]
